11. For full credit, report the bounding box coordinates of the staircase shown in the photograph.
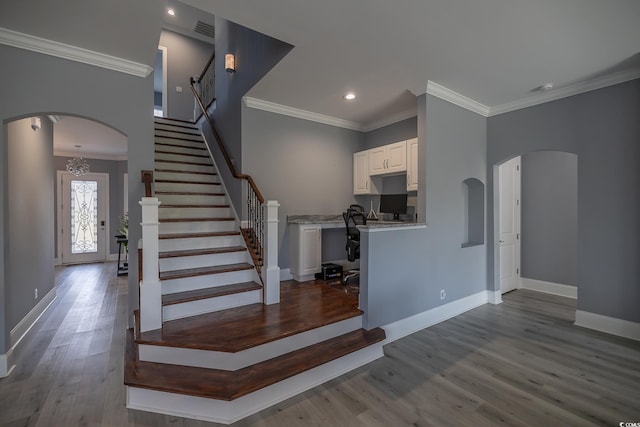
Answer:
[125,117,386,424]
[153,117,262,320]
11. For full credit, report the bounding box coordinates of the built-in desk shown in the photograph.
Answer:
[288,214,425,282]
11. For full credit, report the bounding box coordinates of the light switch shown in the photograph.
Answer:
[176,86,183,93]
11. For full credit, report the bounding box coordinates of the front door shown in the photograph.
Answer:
[59,172,109,264]
[499,157,521,294]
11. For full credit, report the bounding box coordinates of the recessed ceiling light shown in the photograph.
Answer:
[344,93,356,100]
[167,8,175,16]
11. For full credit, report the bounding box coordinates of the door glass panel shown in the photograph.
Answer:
[71,180,98,254]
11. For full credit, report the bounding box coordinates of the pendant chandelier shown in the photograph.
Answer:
[66,145,90,176]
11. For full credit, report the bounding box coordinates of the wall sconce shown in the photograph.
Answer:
[31,117,41,131]
[225,53,235,73]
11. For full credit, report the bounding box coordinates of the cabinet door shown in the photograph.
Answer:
[368,147,388,175]
[354,151,370,194]
[386,141,407,173]
[406,138,418,191]
[299,226,321,275]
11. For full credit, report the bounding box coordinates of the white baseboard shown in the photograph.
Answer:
[10,287,57,348]
[488,290,502,305]
[280,267,293,281]
[0,350,15,378]
[521,278,577,299]
[574,310,640,341]
[382,290,490,343]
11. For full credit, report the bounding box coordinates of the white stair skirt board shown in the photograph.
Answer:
[575,310,640,342]
[159,219,235,235]
[161,289,262,322]
[162,269,259,294]
[138,316,363,370]
[382,290,490,343]
[520,278,578,299]
[160,251,250,272]
[127,343,384,425]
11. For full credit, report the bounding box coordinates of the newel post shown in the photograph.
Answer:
[139,197,162,332]
[262,200,280,304]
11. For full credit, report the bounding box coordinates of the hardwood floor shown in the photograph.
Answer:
[1,263,639,426]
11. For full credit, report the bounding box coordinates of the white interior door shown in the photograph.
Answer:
[59,172,109,265]
[499,156,521,293]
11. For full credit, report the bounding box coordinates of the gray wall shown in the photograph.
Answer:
[521,151,577,285]
[159,30,213,121]
[242,107,365,268]
[53,157,128,256]
[362,94,487,329]
[488,79,640,323]
[0,44,155,353]
[203,17,292,214]
[5,118,55,331]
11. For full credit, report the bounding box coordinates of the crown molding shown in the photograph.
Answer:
[426,81,490,117]
[243,97,364,131]
[489,68,640,116]
[0,27,153,78]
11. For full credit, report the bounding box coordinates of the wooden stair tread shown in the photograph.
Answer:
[155,169,216,176]
[162,282,262,306]
[137,282,362,352]
[159,231,240,239]
[159,246,247,258]
[159,263,254,281]
[159,217,235,223]
[125,327,385,401]
[155,179,217,185]
[160,204,229,208]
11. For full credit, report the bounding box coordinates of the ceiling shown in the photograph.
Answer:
[3,0,639,153]
[52,116,127,160]
[181,0,640,128]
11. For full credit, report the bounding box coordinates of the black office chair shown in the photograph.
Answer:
[343,204,366,284]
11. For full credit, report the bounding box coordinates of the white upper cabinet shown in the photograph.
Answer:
[406,138,418,191]
[353,150,379,194]
[369,141,407,176]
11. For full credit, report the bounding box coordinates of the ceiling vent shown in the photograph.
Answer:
[194,21,215,40]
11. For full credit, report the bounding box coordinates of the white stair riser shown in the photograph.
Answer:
[155,144,208,157]
[155,161,215,174]
[159,207,231,219]
[139,316,362,370]
[159,235,243,252]
[155,129,202,140]
[159,220,236,234]
[155,124,199,135]
[127,344,384,425]
[162,269,258,294]
[155,182,222,193]
[155,137,204,150]
[157,194,227,205]
[161,290,262,322]
[155,152,211,165]
[160,251,250,272]
[154,171,219,183]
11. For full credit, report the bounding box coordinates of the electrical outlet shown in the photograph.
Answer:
[440,289,446,300]
[35,288,38,299]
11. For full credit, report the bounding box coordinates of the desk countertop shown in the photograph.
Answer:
[287,214,425,229]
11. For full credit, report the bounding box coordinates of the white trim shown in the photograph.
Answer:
[0,351,15,378]
[158,46,168,117]
[575,310,640,342]
[487,290,503,305]
[280,267,293,281]
[243,97,364,131]
[127,343,384,425]
[0,27,153,77]
[489,69,640,116]
[426,81,490,117]
[10,287,57,348]
[520,278,577,299]
[382,290,489,343]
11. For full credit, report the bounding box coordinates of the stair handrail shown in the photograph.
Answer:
[141,170,153,197]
